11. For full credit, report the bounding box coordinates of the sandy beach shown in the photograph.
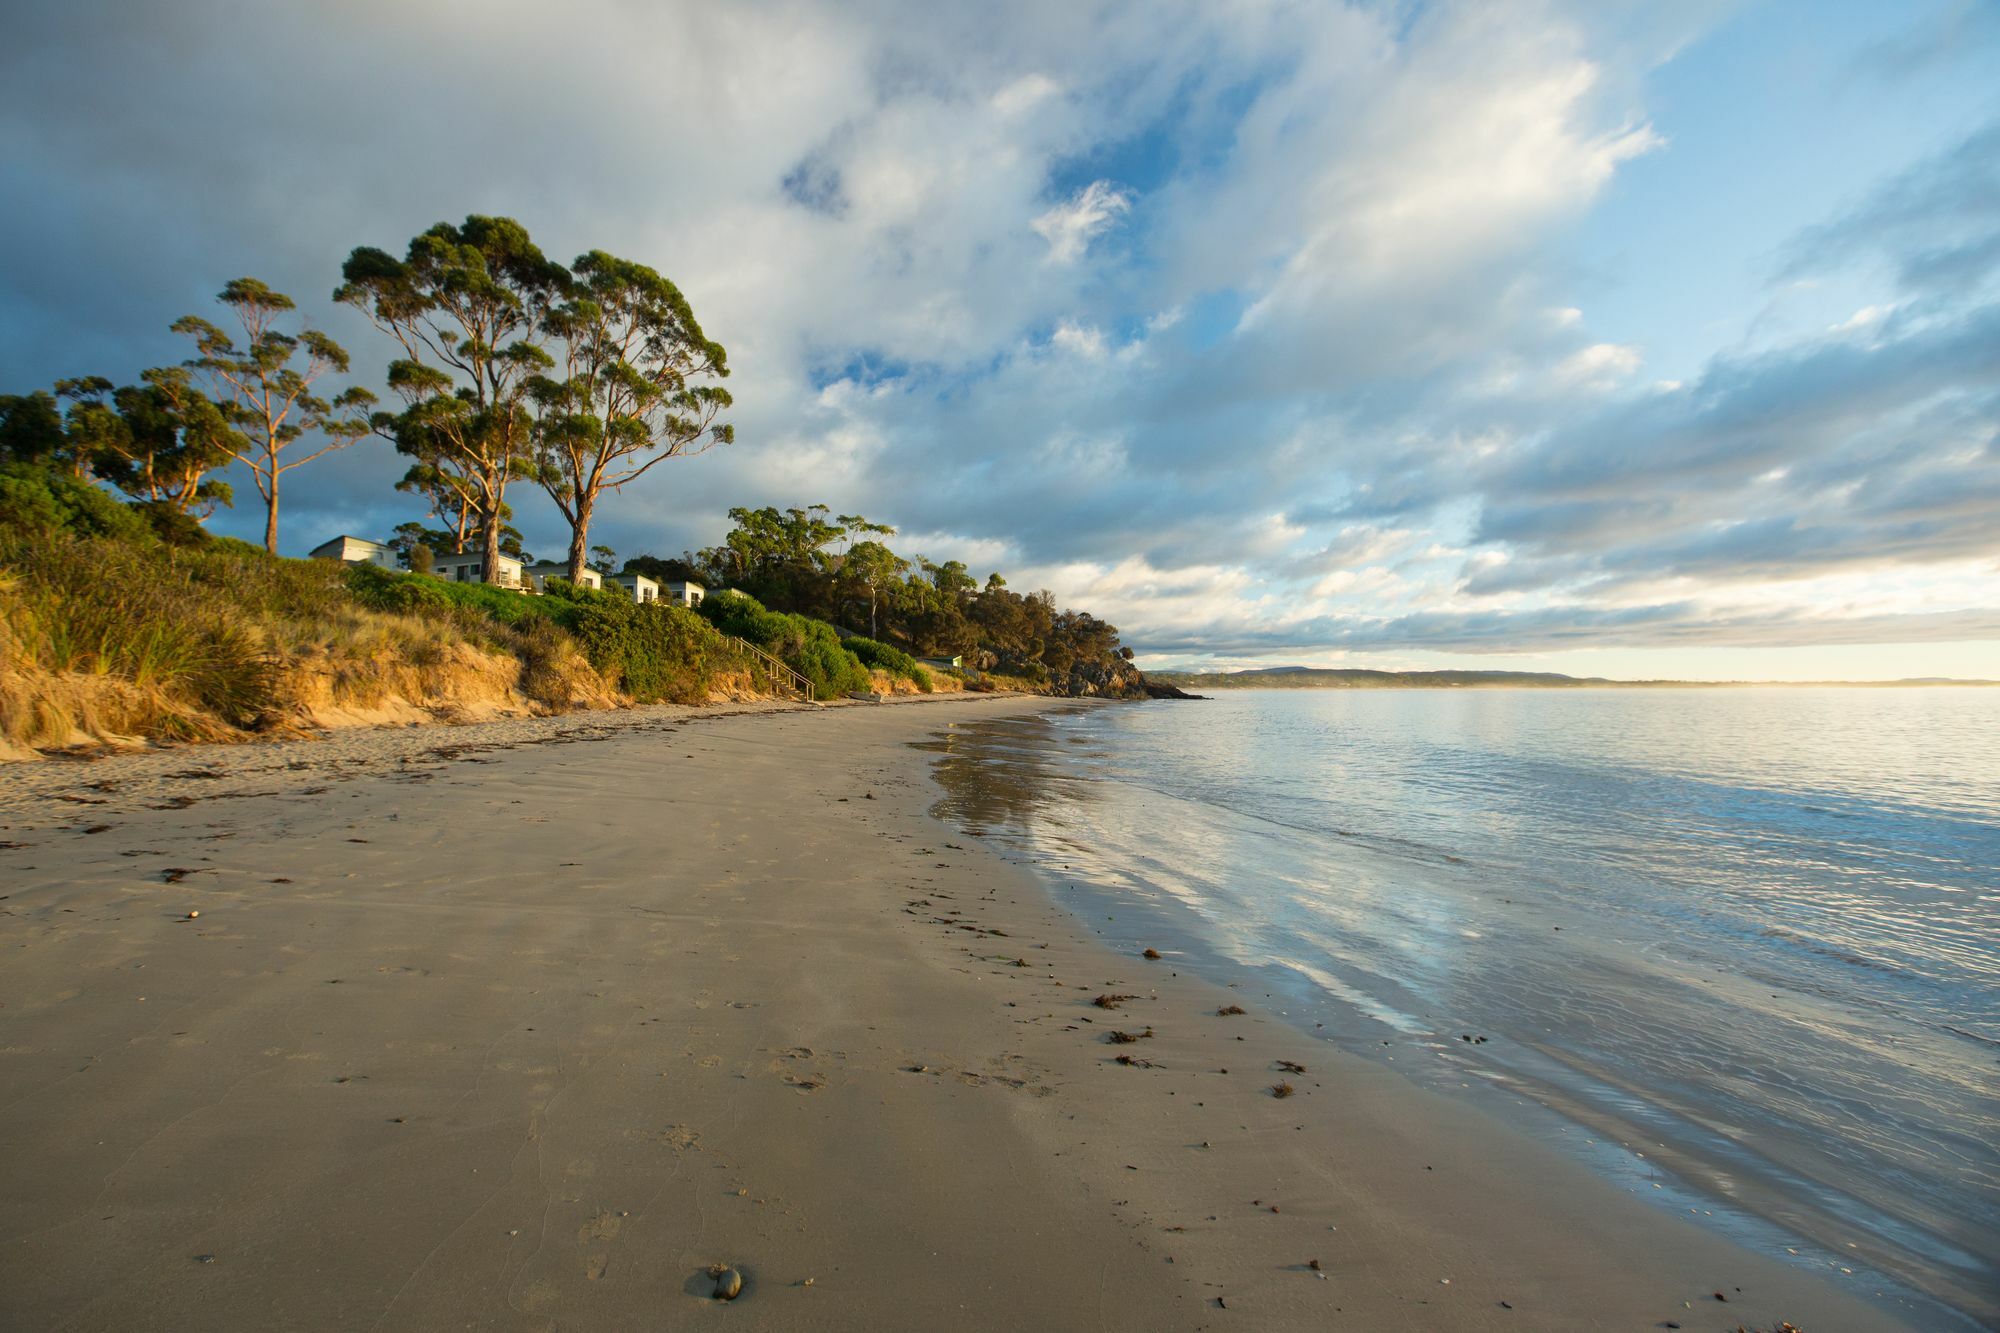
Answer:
[0,696,1912,1330]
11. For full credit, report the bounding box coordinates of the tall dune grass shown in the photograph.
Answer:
[0,462,766,757]
[0,533,619,754]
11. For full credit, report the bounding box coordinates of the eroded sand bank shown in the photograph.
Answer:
[0,697,1910,1329]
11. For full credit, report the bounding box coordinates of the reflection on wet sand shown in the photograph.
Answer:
[913,692,2000,1331]
[915,709,1107,837]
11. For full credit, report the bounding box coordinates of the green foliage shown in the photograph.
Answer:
[175,277,374,552]
[130,499,215,547]
[3,373,237,519]
[537,582,728,705]
[0,515,295,736]
[698,589,870,698]
[87,369,240,517]
[528,250,733,580]
[345,564,539,625]
[687,503,1138,694]
[622,552,704,583]
[0,461,155,543]
[344,565,735,705]
[339,216,566,576]
[845,635,932,690]
[0,390,69,466]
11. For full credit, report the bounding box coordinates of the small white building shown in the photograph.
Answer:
[309,535,397,569]
[430,551,526,587]
[660,580,704,608]
[608,571,661,603]
[525,562,602,593]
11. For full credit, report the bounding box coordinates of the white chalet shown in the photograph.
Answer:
[608,571,661,603]
[525,562,602,593]
[431,551,525,587]
[309,535,397,569]
[660,580,704,608]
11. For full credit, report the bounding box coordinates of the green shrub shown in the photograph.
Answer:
[348,568,746,703]
[536,582,730,704]
[847,636,932,691]
[0,462,155,544]
[699,589,869,697]
[345,564,544,626]
[130,500,213,548]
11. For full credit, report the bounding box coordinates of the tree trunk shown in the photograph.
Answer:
[482,510,504,584]
[870,586,878,638]
[263,480,279,555]
[567,491,595,583]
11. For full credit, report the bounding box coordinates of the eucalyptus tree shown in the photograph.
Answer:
[173,279,374,553]
[337,217,569,581]
[91,369,241,517]
[0,388,69,469]
[841,538,907,638]
[3,378,123,478]
[836,512,894,554]
[394,456,480,553]
[47,377,119,478]
[529,251,733,582]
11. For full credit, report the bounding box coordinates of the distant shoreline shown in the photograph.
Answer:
[1149,667,1998,690]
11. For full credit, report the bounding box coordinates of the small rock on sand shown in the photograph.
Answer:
[713,1266,744,1300]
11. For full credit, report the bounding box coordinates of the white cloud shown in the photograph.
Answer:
[1552,341,1643,389]
[2,0,1992,670]
[1049,320,1107,358]
[1031,179,1132,263]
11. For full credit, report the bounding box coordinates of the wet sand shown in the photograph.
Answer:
[0,697,1911,1329]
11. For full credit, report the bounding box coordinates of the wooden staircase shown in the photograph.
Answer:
[726,636,816,703]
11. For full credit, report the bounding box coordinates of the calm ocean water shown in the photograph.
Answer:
[922,688,2000,1326]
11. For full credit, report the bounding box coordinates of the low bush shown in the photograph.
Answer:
[535,581,733,705]
[0,461,153,543]
[345,563,541,625]
[699,589,871,698]
[348,567,741,705]
[846,636,933,692]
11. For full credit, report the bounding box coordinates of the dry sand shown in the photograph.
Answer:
[0,696,1913,1330]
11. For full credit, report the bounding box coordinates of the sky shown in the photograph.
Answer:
[3,0,1997,680]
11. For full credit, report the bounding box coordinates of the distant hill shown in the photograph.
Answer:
[1147,666,1998,690]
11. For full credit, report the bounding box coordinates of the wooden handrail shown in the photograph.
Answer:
[725,635,816,703]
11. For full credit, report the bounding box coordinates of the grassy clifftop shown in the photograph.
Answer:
[0,463,757,760]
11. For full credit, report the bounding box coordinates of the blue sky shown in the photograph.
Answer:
[3,0,1996,679]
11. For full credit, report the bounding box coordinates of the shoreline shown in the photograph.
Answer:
[0,697,1914,1328]
[923,706,1984,1328]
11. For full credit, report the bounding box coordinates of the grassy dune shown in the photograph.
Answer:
[0,464,779,760]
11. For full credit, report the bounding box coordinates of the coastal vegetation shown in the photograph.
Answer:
[0,214,1154,758]
[655,504,1145,697]
[336,219,734,585]
[0,461,624,758]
